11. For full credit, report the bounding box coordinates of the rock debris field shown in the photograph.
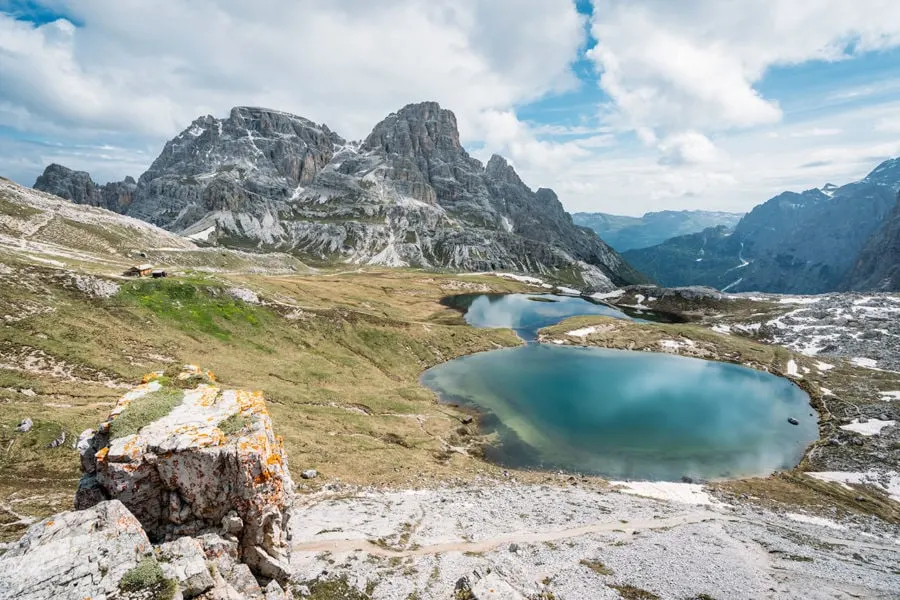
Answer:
[746,294,900,372]
[288,481,900,599]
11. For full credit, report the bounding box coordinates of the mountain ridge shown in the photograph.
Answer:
[34,102,646,291]
[622,161,900,293]
[572,209,744,251]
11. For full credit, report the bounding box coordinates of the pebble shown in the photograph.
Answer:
[301,469,318,479]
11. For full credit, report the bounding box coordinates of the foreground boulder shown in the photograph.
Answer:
[0,500,152,600]
[75,366,294,581]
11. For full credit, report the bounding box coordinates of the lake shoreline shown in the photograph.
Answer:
[537,315,900,523]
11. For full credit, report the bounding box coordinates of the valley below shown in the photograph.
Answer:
[0,179,898,599]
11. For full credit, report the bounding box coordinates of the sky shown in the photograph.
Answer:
[1,0,900,216]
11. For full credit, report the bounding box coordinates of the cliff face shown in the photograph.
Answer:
[34,163,136,213]
[844,192,900,291]
[34,102,647,290]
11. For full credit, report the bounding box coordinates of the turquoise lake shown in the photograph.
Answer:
[441,293,676,341]
[424,295,817,481]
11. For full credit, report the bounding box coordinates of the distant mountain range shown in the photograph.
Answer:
[623,158,900,293]
[33,103,647,291]
[572,210,743,252]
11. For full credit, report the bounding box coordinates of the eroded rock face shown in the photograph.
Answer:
[34,163,136,213]
[845,192,900,291]
[34,103,646,290]
[0,500,152,600]
[76,366,294,581]
[157,536,216,598]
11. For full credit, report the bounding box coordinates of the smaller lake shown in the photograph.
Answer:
[442,293,655,341]
[422,345,817,481]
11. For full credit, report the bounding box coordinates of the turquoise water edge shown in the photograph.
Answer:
[424,294,817,481]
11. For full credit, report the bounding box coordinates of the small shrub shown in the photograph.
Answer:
[110,388,183,439]
[293,576,372,599]
[119,558,177,600]
[580,558,613,575]
[608,585,661,600]
[218,413,249,436]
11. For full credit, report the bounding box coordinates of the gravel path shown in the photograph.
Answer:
[289,481,900,599]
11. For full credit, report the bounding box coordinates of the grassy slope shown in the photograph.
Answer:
[0,256,530,540]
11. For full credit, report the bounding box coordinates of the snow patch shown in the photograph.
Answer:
[611,481,718,506]
[711,324,731,335]
[785,513,846,530]
[721,277,743,292]
[815,361,834,372]
[186,225,216,241]
[851,357,878,369]
[591,289,625,301]
[566,326,599,338]
[880,391,900,401]
[555,286,581,296]
[807,471,900,502]
[840,418,895,436]
[487,272,546,286]
[785,359,800,378]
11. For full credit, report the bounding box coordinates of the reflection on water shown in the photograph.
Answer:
[422,345,817,481]
[442,293,638,340]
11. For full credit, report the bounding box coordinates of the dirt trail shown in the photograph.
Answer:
[292,510,719,557]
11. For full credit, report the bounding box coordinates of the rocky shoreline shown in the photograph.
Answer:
[537,309,900,523]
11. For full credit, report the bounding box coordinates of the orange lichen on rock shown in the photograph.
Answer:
[141,370,164,384]
[194,385,219,407]
[75,365,294,581]
[235,389,267,416]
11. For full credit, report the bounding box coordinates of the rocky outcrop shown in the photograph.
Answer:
[34,163,136,213]
[0,500,153,600]
[844,192,900,291]
[75,366,294,582]
[35,102,647,290]
[157,536,217,597]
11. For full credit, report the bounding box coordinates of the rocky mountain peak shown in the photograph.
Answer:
[362,101,462,159]
[32,102,648,289]
[34,163,96,204]
[34,163,135,213]
[863,157,900,190]
[485,154,525,187]
[227,105,335,139]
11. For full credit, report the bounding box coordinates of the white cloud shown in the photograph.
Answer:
[1,0,900,220]
[657,131,724,166]
[0,1,583,162]
[473,109,592,173]
[587,0,900,153]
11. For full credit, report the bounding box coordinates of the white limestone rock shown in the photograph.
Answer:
[0,500,152,600]
[471,572,526,600]
[157,536,216,598]
[76,367,294,582]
